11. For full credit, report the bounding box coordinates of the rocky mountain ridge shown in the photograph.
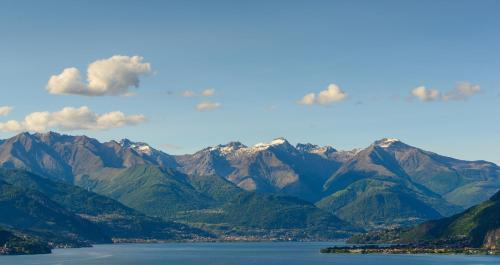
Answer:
[0,132,498,228]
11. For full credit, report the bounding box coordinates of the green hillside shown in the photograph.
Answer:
[178,192,357,239]
[0,227,51,255]
[0,179,110,245]
[401,190,500,247]
[0,169,211,241]
[350,190,500,248]
[186,174,243,203]
[79,165,213,218]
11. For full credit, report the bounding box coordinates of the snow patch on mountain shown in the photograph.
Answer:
[375,138,401,148]
[120,139,155,155]
[209,142,247,155]
[252,137,288,151]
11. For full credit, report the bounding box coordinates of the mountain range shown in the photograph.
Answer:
[0,132,498,238]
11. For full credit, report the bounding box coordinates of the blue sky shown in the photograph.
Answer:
[0,0,499,163]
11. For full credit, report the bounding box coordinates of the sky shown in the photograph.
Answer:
[0,0,499,163]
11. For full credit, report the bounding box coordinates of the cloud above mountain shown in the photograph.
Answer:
[0,106,146,132]
[298,84,348,106]
[196,101,221,111]
[46,55,152,96]
[0,106,13,116]
[410,82,481,102]
[181,89,220,111]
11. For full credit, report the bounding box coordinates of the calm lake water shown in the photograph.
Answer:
[1,242,499,265]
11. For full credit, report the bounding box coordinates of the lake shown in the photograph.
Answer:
[1,242,499,265]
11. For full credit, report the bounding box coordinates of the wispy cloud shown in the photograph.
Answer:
[442,82,481,101]
[410,82,481,102]
[181,88,216,97]
[298,84,348,106]
[47,55,152,96]
[201,88,215,97]
[0,106,146,132]
[196,101,221,111]
[0,106,13,116]
[182,90,196,97]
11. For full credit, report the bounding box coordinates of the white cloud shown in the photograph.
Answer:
[298,93,316,105]
[411,86,441,101]
[47,55,152,96]
[410,82,481,102]
[182,90,196,97]
[317,84,348,104]
[0,106,146,132]
[201,88,215,97]
[0,106,13,116]
[0,120,23,132]
[443,82,481,101]
[298,84,347,106]
[181,88,216,97]
[196,101,221,111]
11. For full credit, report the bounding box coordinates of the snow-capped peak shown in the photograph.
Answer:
[296,143,337,155]
[270,137,287,145]
[310,146,336,155]
[210,141,247,155]
[204,138,294,156]
[120,139,154,155]
[252,137,289,151]
[375,138,401,148]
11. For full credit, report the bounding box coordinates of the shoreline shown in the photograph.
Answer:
[320,245,500,256]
